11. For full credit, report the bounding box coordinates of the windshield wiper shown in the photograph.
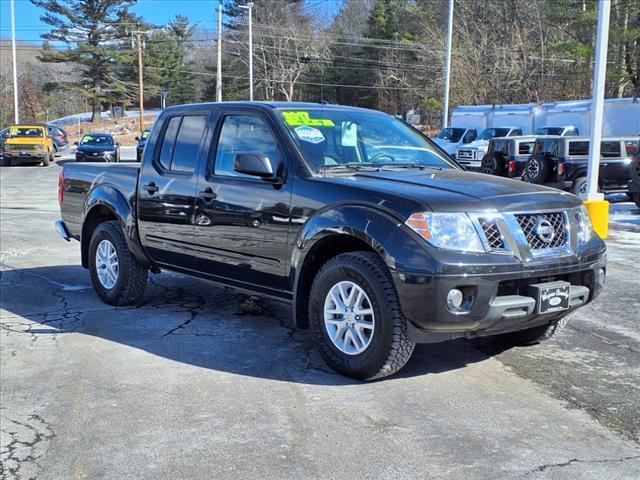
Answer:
[321,164,382,173]
[377,164,443,171]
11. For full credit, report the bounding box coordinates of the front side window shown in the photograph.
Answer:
[509,129,523,136]
[478,128,510,141]
[462,129,477,143]
[436,128,465,142]
[278,109,456,171]
[214,115,282,178]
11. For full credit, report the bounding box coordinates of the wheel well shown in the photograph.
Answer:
[294,234,379,328]
[81,205,118,268]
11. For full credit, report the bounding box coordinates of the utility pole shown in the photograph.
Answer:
[442,0,454,128]
[216,1,223,102]
[132,30,147,133]
[10,0,19,124]
[239,2,254,101]
[583,0,611,239]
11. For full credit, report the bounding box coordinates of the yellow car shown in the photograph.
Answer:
[1,125,55,167]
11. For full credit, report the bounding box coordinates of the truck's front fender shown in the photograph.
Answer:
[290,204,407,327]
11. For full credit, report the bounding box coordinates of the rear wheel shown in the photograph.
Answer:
[572,176,588,196]
[309,251,415,380]
[41,152,51,167]
[524,155,550,184]
[494,317,569,347]
[89,221,148,305]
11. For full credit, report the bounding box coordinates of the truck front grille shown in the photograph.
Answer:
[479,219,505,250]
[457,149,474,160]
[515,212,567,250]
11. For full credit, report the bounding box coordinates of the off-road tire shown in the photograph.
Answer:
[481,152,504,176]
[494,316,569,347]
[524,154,550,184]
[572,176,587,196]
[308,251,416,380]
[89,221,148,306]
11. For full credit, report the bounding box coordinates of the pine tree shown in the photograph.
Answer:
[31,0,143,121]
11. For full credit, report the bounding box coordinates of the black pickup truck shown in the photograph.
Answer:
[56,102,606,380]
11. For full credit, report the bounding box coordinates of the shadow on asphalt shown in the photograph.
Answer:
[0,264,503,385]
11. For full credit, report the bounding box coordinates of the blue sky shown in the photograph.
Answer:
[0,0,225,43]
[0,0,340,43]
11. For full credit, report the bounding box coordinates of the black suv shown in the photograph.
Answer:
[523,136,637,196]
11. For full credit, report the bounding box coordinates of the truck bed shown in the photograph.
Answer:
[61,162,140,239]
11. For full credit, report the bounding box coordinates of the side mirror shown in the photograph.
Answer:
[134,136,139,141]
[234,152,279,181]
[73,141,78,146]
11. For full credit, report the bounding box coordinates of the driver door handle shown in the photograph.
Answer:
[200,187,217,201]
[143,182,158,194]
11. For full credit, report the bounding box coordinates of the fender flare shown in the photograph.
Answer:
[290,204,403,327]
[80,185,151,268]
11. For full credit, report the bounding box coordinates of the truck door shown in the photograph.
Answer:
[600,141,629,191]
[137,112,212,269]
[192,111,292,295]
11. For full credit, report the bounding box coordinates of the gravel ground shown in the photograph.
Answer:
[1,152,639,479]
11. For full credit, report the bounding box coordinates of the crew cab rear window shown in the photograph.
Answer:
[158,115,206,173]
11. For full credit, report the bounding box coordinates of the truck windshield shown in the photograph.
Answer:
[81,135,113,146]
[278,109,456,171]
[478,128,510,140]
[9,127,43,138]
[535,127,564,136]
[436,128,465,142]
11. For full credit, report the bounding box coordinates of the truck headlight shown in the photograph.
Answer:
[576,206,593,244]
[405,212,485,253]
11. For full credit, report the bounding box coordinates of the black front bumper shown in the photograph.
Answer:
[385,229,606,343]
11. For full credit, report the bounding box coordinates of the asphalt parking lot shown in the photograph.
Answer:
[1,149,639,479]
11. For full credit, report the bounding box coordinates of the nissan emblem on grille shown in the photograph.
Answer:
[535,218,555,243]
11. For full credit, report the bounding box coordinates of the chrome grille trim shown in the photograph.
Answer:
[514,212,567,250]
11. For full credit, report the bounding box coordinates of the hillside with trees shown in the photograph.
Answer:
[1,0,638,128]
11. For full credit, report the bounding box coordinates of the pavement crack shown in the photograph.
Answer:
[521,454,640,477]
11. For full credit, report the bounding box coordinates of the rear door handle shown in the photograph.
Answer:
[200,187,217,202]
[143,182,159,194]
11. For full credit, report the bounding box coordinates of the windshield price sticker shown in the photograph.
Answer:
[341,121,357,147]
[295,126,326,144]
[282,111,335,128]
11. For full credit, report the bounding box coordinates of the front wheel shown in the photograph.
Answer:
[309,251,415,380]
[572,176,588,196]
[89,221,148,305]
[494,316,569,347]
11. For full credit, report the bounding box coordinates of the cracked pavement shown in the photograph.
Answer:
[1,154,640,479]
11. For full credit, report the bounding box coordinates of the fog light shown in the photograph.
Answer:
[446,289,464,311]
[596,268,605,286]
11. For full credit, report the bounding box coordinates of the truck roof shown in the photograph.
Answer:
[162,101,382,115]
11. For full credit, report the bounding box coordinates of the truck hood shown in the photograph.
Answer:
[326,169,580,213]
[460,139,489,150]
